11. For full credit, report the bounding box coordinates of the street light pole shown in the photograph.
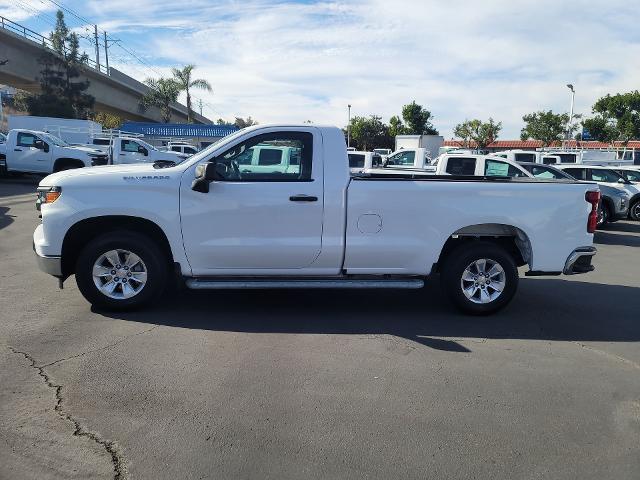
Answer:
[566,84,575,141]
[347,104,351,148]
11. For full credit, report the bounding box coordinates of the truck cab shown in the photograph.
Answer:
[111,137,187,165]
[1,129,108,174]
[167,142,199,156]
[430,154,532,178]
[491,150,562,165]
[383,148,432,169]
[348,151,383,173]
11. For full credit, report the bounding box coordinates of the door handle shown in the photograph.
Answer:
[119,153,125,156]
[14,148,22,151]
[289,195,318,202]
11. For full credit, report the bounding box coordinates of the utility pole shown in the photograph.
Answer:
[94,25,100,70]
[566,84,575,141]
[103,31,109,74]
[347,104,351,148]
[198,99,203,116]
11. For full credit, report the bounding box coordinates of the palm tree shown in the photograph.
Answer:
[141,78,180,123]
[172,65,212,123]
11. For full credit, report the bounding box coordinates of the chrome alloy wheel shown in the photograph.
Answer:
[460,258,506,304]
[92,249,147,299]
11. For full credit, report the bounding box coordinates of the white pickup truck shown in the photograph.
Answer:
[110,137,187,165]
[0,129,109,175]
[33,125,600,315]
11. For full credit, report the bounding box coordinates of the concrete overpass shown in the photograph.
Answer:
[0,17,210,124]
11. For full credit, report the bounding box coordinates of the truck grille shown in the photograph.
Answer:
[91,156,109,166]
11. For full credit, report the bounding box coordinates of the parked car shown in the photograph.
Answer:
[557,165,640,221]
[348,151,383,173]
[429,154,532,177]
[0,129,108,175]
[611,167,640,220]
[519,163,629,225]
[167,142,199,156]
[34,125,599,315]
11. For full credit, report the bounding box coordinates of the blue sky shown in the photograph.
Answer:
[1,0,638,138]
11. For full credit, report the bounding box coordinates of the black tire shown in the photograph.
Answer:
[440,241,519,315]
[630,200,640,221]
[597,202,610,226]
[75,231,168,311]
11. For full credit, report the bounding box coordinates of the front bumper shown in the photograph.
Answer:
[563,247,597,275]
[33,242,62,277]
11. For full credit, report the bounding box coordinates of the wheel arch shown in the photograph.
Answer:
[434,223,532,273]
[53,157,85,172]
[61,215,175,277]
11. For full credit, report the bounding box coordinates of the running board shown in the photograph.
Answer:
[185,278,424,290]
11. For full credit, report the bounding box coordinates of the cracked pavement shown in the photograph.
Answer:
[1,176,639,479]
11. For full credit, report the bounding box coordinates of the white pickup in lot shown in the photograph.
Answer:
[33,125,600,314]
[0,129,109,174]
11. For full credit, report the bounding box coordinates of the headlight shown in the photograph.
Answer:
[36,186,61,211]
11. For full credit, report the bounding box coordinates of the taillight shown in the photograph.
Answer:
[585,190,600,233]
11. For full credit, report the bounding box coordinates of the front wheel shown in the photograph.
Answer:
[630,200,640,221]
[75,231,168,310]
[440,242,519,315]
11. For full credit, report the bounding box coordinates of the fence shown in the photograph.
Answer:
[0,15,109,75]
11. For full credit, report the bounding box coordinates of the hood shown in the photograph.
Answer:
[39,162,182,187]
[62,144,104,154]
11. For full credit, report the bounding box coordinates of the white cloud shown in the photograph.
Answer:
[4,0,639,137]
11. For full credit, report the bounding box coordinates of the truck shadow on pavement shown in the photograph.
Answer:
[100,278,640,352]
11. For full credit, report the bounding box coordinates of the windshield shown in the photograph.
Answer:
[622,169,640,182]
[590,169,625,183]
[41,132,69,147]
[135,139,157,151]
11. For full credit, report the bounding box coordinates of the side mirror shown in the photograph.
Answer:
[618,178,626,184]
[138,147,148,156]
[191,161,217,193]
[34,139,44,150]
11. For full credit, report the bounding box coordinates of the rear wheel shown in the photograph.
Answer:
[630,200,640,221]
[75,231,168,310]
[440,242,519,315]
[597,202,610,226]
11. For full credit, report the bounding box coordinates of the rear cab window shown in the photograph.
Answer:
[514,153,537,163]
[348,154,365,169]
[445,157,476,175]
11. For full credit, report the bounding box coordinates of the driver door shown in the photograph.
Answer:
[13,132,48,173]
[180,129,324,274]
[118,139,146,164]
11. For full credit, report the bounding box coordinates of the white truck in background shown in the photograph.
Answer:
[0,129,109,175]
[8,115,103,145]
[383,148,432,169]
[348,151,383,173]
[34,124,600,315]
[395,134,444,161]
[494,148,637,167]
[110,137,188,165]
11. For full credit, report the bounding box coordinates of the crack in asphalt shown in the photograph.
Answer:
[8,346,128,480]
[574,342,640,371]
[40,325,159,368]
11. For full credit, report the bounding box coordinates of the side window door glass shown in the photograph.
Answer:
[214,132,312,181]
[446,157,476,175]
[17,133,37,147]
[485,159,511,177]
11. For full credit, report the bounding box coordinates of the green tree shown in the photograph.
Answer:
[582,91,640,145]
[141,78,181,123]
[348,115,391,150]
[92,111,122,129]
[454,118,502,150]
[388,115,408,138]
[234,117,258,128]
[171,64,212,123]
[401,101,438,135]
[25,10,94,118]
[520,110,569,146]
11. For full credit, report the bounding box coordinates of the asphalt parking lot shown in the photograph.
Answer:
[1,176,639,480]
